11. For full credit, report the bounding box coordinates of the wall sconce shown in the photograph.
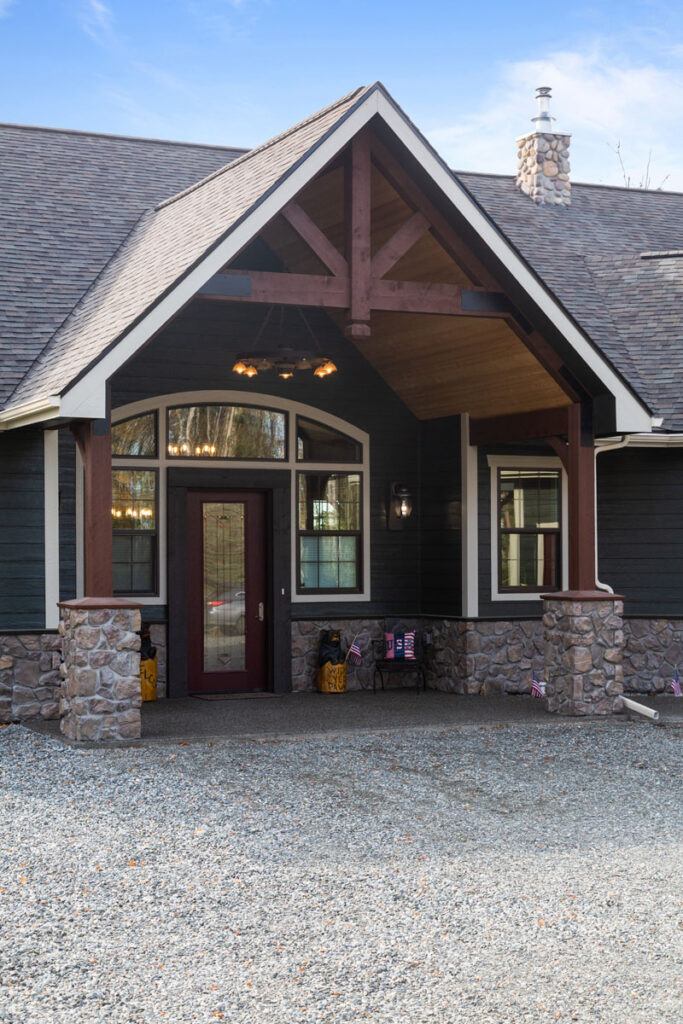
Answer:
[388,482,413,530]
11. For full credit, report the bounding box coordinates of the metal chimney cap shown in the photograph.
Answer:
[531,85,555,130]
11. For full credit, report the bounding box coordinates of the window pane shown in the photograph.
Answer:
[501,532,558,590]
[299,561,319,589]
[300,536,319,562]
[111,413,157,457]
[298,473,361,532]
[113,563,132,593]
[167,405,285,459]
[132,562,154,592]
[296,417,361,463]
[319,562,339,589]
[112,470,156,529]
[500,470,560,530]
[339,560,358,589]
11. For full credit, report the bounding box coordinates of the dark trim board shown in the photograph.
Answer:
[167,467,291,697]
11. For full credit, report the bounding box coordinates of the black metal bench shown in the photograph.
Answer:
[372,632,426,693]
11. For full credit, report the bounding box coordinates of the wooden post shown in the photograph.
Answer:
[345,133,372,339]
[72,420,113,597]
[567,402,596,592]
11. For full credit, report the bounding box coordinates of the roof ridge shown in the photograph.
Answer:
[457,168,683,197]
[0,120,249,153]
[156,85,369,212]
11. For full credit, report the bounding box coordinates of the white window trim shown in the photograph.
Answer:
[487,454,568,603]
[105,390,371,605]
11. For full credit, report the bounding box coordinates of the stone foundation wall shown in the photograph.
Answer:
[622,618,683,693]
[291,619,420,691]
[427,618,544,695]
[0,633,62,723]
[59,600,142,741]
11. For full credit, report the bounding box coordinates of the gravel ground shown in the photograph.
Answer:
[0,720,681,1023]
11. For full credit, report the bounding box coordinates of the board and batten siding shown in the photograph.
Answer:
[0,426,45,629]
[420,416,462,616]
[111,301,421,617]
[597,447,683,615]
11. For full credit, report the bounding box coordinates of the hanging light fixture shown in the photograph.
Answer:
[232,305,338,381]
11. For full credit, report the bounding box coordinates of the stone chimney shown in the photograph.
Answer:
[516,86,571,207]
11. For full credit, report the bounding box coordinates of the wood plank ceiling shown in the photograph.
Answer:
[248,161,571,421]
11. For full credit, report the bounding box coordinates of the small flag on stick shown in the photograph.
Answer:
[346,634,362,666]
[531,671,546,698]
[670,666,682,697]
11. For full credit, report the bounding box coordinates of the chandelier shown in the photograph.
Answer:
[232,305,337,381]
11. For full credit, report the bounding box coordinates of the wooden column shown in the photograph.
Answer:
[72,420,113,597]
[345,132,372,339]
[567,402,597,592]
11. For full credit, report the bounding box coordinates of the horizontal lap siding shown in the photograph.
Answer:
[0,427,44,628]
[112,302,421,616]
[420,417,462,615]
[598,447,683,614]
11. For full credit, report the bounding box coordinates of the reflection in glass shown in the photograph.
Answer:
[111,413,157,457]
[298,473,361,532]
[296,417,361,463]
[112,470,156,529]
[168,405,285,460]
[111,470,157,594]
[499,469,561,591]
[499,470,559,530]
[203,503,246,672]
[297,473,361,592]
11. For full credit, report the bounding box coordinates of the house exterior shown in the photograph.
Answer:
[1,82,682,739]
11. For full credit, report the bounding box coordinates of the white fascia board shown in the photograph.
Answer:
[59,93,382,420]
[597,433,683,448]
[0,396,61,431]
[374,96,652,435]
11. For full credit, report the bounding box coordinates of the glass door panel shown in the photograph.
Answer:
[203,503,246,672]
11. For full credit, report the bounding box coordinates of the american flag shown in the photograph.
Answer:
[347,637,362,666]
[531,671,546,698]
[671,667,682,697]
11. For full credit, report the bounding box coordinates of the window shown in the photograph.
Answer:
[112,470,157,595]
[111,413,157,457]
[297,472,361,593]
[497,468,561,593]
[296,416,361,463]
[167,404,286,460]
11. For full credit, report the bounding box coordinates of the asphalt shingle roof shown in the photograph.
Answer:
[0,124,245,408]
[2,90,682,428]
[458,173,683,427]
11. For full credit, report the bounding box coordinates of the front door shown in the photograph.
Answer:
[187,491,267,693]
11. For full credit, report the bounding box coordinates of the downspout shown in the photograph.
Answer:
[594,435,632,593]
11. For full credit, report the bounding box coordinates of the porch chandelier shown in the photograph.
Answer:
[232,305,337,381]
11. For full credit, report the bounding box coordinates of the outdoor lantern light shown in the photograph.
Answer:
[231,305,337,381]
[388,482,413,530]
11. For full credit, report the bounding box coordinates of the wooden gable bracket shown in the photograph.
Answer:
[196,130,580,404]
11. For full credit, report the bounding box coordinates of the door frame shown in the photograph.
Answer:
[167,467,291,697]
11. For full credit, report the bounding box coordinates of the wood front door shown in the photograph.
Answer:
[187,491,267,693]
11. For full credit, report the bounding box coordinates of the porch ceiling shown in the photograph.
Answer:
[257,164,570,422]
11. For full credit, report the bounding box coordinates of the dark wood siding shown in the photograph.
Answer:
[0,427,44,629]
[598,447,683,615]
[420,416,462,615]
[59,428,77,601]
[112,302,421,617]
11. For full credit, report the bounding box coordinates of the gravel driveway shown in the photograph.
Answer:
[1,720,680,1023]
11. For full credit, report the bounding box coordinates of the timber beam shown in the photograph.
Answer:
[469,406,571,447]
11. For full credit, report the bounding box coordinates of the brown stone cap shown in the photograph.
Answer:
[541,590,625,602]
[57,597,143,610]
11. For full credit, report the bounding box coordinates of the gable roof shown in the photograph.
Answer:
[459,173,683,428]
[0,122,244,409]
[0,83,660,433]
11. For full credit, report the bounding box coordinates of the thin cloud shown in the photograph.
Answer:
[79,0,114,43]
[0,0,15,18]
[429,45,683,190]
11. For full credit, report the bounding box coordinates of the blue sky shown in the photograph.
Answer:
[1,0,681,188]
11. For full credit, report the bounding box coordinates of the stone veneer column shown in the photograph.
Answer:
[516,131,571,206]
[58,598,142,741]
[542,594,624,715]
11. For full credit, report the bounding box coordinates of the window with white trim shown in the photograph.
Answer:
[488,455,567,601]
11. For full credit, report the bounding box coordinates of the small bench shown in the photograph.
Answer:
[372,632,426,693]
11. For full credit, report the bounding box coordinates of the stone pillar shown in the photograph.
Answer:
[58,598,142,741]
[542,594,624,715]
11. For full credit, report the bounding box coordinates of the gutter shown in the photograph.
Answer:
[0,396,61,431]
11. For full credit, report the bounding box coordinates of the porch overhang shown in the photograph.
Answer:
[0,84,652,434]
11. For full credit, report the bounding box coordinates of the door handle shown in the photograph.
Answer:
[257,602,265,621]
